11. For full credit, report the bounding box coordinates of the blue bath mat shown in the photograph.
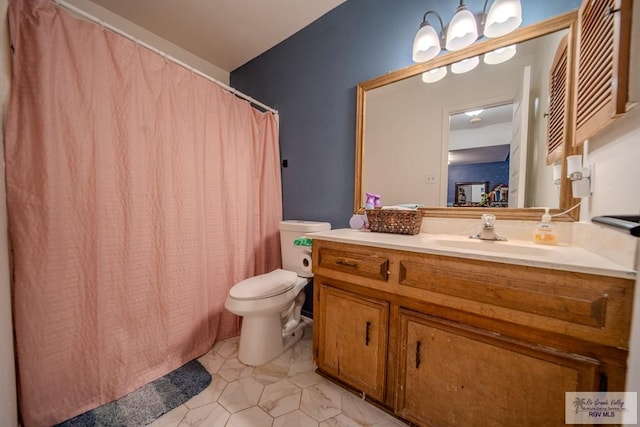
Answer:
[56,360,211,427]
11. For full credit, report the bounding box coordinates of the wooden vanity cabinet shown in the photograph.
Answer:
[312,239,634,427]
[315,283,388,401]
[313,244,391,403]
[397,309,600,427]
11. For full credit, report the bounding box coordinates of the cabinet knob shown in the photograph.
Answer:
[416,341,422,369]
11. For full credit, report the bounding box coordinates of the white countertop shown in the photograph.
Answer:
[310,228,637,280]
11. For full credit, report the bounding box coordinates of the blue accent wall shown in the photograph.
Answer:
[447,161,510,206]
[231,0,580,229]
[230,0,580,318]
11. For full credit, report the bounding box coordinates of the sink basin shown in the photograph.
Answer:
[431,238,552,257]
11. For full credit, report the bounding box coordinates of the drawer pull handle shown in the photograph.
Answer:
[365,321,371,346]
[336,259,358,269]
[415,341,422,369]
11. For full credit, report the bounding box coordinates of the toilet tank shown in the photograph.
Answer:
[279,220,331,277]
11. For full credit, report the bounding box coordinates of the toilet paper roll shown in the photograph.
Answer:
[349,214,365,229]
[299,249,313,278]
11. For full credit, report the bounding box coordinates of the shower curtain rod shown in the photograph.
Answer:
[55,0,278,115]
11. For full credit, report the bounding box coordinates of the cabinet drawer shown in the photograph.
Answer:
[317,247,389,281]
[399,257,614,328]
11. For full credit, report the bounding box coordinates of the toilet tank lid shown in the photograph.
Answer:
[229,269,298,300]
[279,220,331,233]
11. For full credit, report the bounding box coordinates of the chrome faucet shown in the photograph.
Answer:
[470,214,506,241]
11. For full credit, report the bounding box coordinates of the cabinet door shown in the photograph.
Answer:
[316,283,388,401]
[547,34,569,164]
[397,309,600,427]
[574,0,632,145]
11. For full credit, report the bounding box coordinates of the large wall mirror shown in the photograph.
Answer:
[355,11,581,221]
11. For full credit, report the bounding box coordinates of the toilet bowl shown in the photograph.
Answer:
[224,220,331,366]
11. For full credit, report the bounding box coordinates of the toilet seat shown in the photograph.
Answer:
[229,269,298,301]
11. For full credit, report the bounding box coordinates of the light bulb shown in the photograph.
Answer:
[446,5,478,51]
[484,44,516,64]
[413,23,441,62]
[451,56,479,74]
[421,67,447,83]
[484,0,522,38]
[464,109,484,117]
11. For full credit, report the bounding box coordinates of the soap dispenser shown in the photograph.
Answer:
[533,208,558,245]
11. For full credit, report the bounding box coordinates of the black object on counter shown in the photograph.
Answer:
[592,215,640,237]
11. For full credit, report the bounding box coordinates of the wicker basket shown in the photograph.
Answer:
[366,209,422,235]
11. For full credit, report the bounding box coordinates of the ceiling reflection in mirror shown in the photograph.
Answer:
[361,28,569,210]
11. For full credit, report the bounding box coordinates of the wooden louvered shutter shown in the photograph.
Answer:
[546,35,569,164]
[574,0,632,146]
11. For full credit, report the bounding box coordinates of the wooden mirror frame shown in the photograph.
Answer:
[354,11,581,221]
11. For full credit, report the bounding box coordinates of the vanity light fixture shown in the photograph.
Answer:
[446,1,478,51]
[451,56,479,74]
[412,11,445,63]
[566,154,593,198]
[412,0,523,63]
[483,0,523,38]
[484,44,517,64]
[421,66,448,83]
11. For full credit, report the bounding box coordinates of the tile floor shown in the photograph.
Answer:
[149,321,408,427]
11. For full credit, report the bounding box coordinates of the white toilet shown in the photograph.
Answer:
[224,220,331,366]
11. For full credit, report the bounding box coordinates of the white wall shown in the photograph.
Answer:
[365,53,532,207]
[577,0,640,219]
[527,30,567,209]
[573,1,640,393]
[0,0,18,424]
[64,0,230,85]
[449,122,512,150]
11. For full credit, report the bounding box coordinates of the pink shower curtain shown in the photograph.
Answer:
[5,0,282,425]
